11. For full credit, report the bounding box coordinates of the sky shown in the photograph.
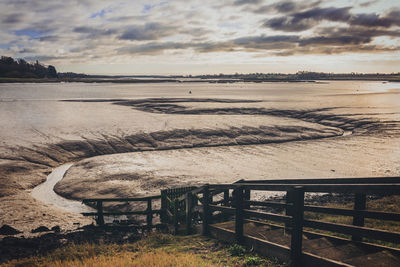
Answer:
[0,0,399,75]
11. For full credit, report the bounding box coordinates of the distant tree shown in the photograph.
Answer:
[0,56,58,78]
[0,56,15,65]
[47,65,57,77]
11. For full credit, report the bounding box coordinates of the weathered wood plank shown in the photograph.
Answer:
[303,219,400,244]
[304,206,400,221]
[82,195,161,203]
[82,209,162,216]
[244,209,291,224]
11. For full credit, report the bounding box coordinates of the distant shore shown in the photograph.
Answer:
[1,77,399,83]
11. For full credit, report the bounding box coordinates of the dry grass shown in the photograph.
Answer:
[2,233,282,267]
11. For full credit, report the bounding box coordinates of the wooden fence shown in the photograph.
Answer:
[82,195,162,228]
[177,177,400,266]
[82,177,400,266]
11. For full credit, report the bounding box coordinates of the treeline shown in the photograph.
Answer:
[0,56,57,78]
[193,71,400,81]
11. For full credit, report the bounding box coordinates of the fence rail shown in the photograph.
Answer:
[81,176,400,267]
[177,177,400,267]
[82,195,161,227]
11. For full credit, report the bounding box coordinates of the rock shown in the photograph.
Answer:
[0,225,22,235]
[31,226,50,233]
[51,226,61,233]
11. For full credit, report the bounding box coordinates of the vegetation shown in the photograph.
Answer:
[1,233,284,267]
[1,55,399,82]
[0,56,57,78]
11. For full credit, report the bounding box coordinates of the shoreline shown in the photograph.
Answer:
[1,77,400,84]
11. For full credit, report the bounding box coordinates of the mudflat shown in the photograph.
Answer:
[0,81,399,235]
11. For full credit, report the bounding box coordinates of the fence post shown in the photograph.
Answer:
[285,190,294,231]
[96,201,104,226]
[173,198,179,234]
[235,186,244,244]
[223,189,230,221]
[290,187,304,267]
[202,185,210,236]
[352,193,366,242]
[186,192,193,235]
[146,198,153,229]
[223,190,230,206]
[160,190,167,224]
[244,189,251,209]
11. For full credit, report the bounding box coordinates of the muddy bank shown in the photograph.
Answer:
[3,98,395,198]
[65,98,392,134]
[1,95,399,235]
[54,134,400,203]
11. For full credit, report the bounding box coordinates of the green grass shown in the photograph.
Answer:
[1,233,285,267]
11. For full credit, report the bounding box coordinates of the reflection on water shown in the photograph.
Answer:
[31,164,95,214]
[0,81,398,148]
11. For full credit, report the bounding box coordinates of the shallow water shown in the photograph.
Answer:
[31,164,95,213]
[0,81,399,147]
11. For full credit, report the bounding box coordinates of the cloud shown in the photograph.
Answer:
[119,23,177,41]
[233,35,299,50]
[0,0,399,71]
[39,35,59,42]
[233,0,263,6]
[119,42,195,55]
[299,35,372,46]
[264,6,400,32]
[263,17,315,31]
[247,0,322,15]
[1,13,23,24]
[73,26,117,37]
[264,7,352,32]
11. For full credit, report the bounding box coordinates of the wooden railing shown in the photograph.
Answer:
[81,177,400,266]
[178,178,400,267]
[82,195,161,228]
[160,186,197,233]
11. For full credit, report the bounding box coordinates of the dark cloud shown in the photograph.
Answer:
[73,26,116,37]
[318,26,400,39]
[264,6,400,32]
[1,13,23,24]
[263,6,352,31]
[234,0,263,6]
[118,42,192,55]
[351,13,392,27]
[119,23,177,41]
[263,17,315,31]
[299,35,372,46]
[233,35,299,50]
[293,7,352,22]
[39,35,59,42]
[247,0,322,15]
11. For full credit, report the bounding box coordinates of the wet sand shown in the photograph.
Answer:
[0,81,399,235]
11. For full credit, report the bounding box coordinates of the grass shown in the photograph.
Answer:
[1,233,284,267]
